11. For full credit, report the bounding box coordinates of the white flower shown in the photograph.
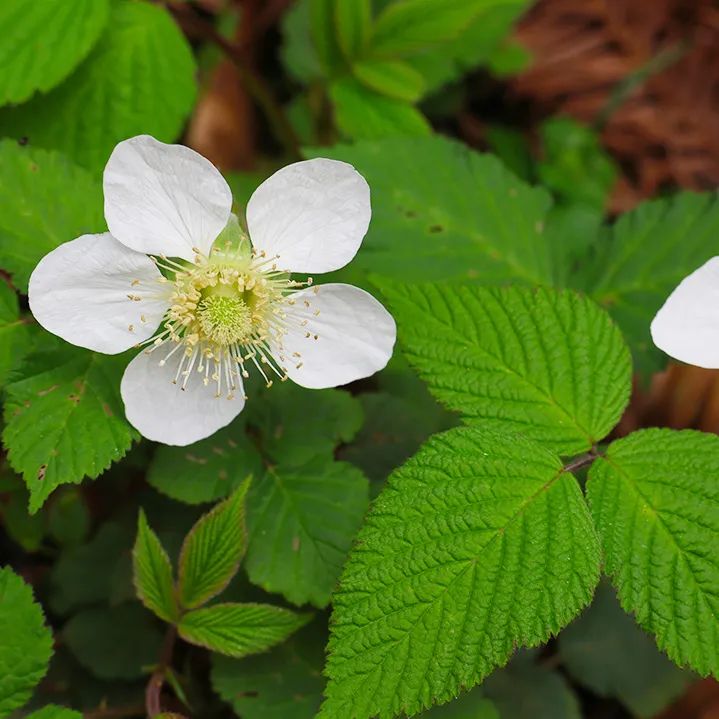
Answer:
[28,135,396,446]
[651,257,719,368]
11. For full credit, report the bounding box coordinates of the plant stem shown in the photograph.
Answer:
[563,448,600,474]
[145,625,178,718]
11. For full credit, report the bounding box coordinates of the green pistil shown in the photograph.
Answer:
[198,295,252,345]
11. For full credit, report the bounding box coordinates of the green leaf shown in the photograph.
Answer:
[586,428,719,678]
[26,706,83,719]
[281,0,324,83]
[319,427,600,718]
[559,580,692,717]
[0,567,54,716]
[63,602,163,680]
[538,117,617,211]
[577,191,719,374]
[308,137,553,284]
[369,0,489,57]
[248,383,363,467]
[0,141,104,291]
[379,283,632,456]
[246,460,369,607]
[211,620,326,719]
[2,348,137,513]
[418,688,499,718]
[0,0,109,106]
[483,659,581,719]
[310,0,344,74]
[179,603,310,658]
[133,509,178,623]
[0,280,29,388]
[46,488,90,548]
[352,59,426,102]
[330,77,431,140]
[335,0,372,59]
[0,1,196,172]
[147,420,263,505]
[178,481,250,610]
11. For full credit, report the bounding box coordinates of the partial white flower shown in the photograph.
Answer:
[29,135,396,446]
[651,257,719,368]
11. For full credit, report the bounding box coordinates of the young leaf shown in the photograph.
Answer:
[330,77,431,141]
[587,428,719,678]
[178,480,250,610]
[335,0,372,59]
[211,620,326,719]
[0,141,104,291]
[0,0,109,106]
[0,567,54,716]
[352,59,426,102]
[147,420,263,505]
[26,707,83,719]
[379,283,632,456]
[319,427,600,719]
[369,0,488,57]
[0,1,196,172]
[2,348,138,513]
[179,603,310,658]
[133,509,178,623]
[576,191,719,373]
[245,460,369,607]
[0,280,29,388]
[307,137,553,285]
[559,581,692,717]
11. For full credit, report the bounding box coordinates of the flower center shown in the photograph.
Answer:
[198,295,252,345]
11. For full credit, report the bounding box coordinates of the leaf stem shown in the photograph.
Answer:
[144,624,178,718]
[563,447,600,474]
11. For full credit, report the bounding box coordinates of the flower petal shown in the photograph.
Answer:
[651,257,719,368]
[272,283,395,389]
[246,158,371,273]
[121,350,245,446]
[28,233,169,354]
[104,135,232,261]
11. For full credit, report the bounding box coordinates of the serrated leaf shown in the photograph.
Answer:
[418,688,498,718]
[369,0,488,57]
[245,460,369,607]
[335,0,372,59]
[576,192,719,374]
[307,137,553,284]
[352,60,426,102]
[0,141,104,291]
[483,660,581,719]
[0,567,54,716]
[319,427,600,719]
[330,77,431,141]
[211,620,326,719]
[179,603,310,658]
[26,706,83,719]
[147,420,263,505]
[0,280,29,388]
[586,428,719,678]
[2,347,137,513]
[558,580,692,718]
[133,510,178,623]
[0,0,109,106]
[63,603,163,680]
[179,481,250,610]
[0,0,196,172]
[379,283,631,456]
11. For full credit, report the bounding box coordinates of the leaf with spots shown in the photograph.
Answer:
[587,428,719,679]
[319,427,600,719]
[378,282,632,456]
[2,345,137,513]
[0,567,54,716]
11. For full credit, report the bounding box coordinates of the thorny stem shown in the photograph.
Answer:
[563,447,601,474]
[167,3,302,160]
[145,624,178,718]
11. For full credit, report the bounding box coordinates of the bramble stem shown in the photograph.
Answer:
[145,625,178,718]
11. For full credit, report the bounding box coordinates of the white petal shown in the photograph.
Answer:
[651,257,719,368]
[272,283,395,389]
[28,233,169,354]
[246,158,370,273]
[104,135,232,261]
[121,350,245,446]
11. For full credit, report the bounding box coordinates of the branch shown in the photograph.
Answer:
[145,625,178,718]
